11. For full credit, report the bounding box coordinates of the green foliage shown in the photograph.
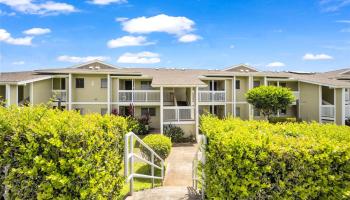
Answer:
[268,116,297,124]
[200,115,350,199]
[140,134,172,161]
[246,86,295,119]
[0,105,128,199]
[163,124,185,143]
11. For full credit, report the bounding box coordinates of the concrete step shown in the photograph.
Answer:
[124,186,201,200]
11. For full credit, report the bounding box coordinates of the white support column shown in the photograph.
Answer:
[298,81,301,119]
[264,76,267,86]
[319,85,322,123]
[132,79,135,102]
[233,76,236,117]
[277,81,280,87]
[224,79,227,116]
[342,88,345,125]
[160,86,164,134]
[195,86,199,141]
[248,76,253,120]
[15,85,18,106]
[5,84,10,107]
[30,82,34,106]
[190,87,193,106]
[68,74,72,110]
[334,88,336,124]
[107,74,111,114]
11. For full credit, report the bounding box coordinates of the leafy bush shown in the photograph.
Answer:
[140,134,172,161]
[0,105,128,199]
[163,124,185,143]
[246,86,295,119]
[200,115,350,199]
[268,116,297,123]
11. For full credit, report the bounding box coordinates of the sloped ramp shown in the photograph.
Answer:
[125,186,200,200]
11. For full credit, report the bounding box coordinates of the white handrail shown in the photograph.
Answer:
[124,132,165,196]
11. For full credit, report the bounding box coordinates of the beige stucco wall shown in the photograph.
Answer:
[133,106,160,129]
[171,124,195,138]
[72,74,107,102]
[9,85,17,105]
[299,82,320,122]
[33,79,52,104]
[236,103,249,120]
[72,104,107,115]
[236,76,249,102]
[335,88,344,125]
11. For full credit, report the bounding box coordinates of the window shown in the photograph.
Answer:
[280,82,287,87]
[141,107,156,116]
[125,80,132,90]
[253,81,261,88]
[236,107,241,117]
[254,109,260,116]
[280,108,287,115]
[101,108,108,115]
[209,80,218,91]
[235,80,241,89]
[53,78,66,90]
[101,78,107,88]
[76,78,84,88]
[141,81,152,90]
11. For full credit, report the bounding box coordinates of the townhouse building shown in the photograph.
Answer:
[1,60,350,138]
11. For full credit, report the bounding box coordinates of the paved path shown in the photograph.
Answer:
[125,143,200,200]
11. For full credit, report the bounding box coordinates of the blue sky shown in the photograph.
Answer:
[1,0,350,72]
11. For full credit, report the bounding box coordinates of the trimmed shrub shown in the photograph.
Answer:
[0,105,128,199]
[140,134,172,161]
[200,115,350,199]
[268,116,297,124]
[163,124,185,143]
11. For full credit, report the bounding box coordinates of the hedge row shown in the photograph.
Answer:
[200,115,350,199]
[0,105,128,199]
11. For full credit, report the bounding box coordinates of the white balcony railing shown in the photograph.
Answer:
[118,90,160,102]
[52,90,67,102]
[163,106,194,122]
[346,105,350,118]
[321,105,335,119]
[199,91,225,102]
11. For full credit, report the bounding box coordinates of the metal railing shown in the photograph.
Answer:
[292,91,300,100]
[163,106,195,122]
[321,105,335,119]
[124,132,165,195]
[52,90,67,102]
[192,134,207,199]
[119,90,160,102]
[346,105,350,118]
[198,91,226,102]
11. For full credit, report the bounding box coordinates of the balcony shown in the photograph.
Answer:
[118,90,160,102]
[321,105,335,120]
[346,105,350,118]
[199,91,226,102]
[163,106,195,123]
[52,90,67,102]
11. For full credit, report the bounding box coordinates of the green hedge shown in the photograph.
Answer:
[268,116,297,124]
[200,115,350,199]
[141,134,172,161]
[0,105,128,199]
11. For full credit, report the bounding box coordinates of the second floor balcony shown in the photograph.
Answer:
[163,106,195,123]
[321,105,335,120]
[199,90,226,102]
[118,90,160,102]
[52,90,67,102]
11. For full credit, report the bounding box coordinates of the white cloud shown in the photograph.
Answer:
[336,20,350,23]
[340,28,350,32]
[115,17,128,22]
[23,28,51,35]
[88,0,127,5]
[12,61,25,65]
[107,35,154,48]
[266,61,286,67]
[121,14,195,35]
[229,45,235,49]
[0,9,16,16]
[319,0,350,12]
[0,0,76,15]
[57,55,110,63]
[302,53,333,60]
[0,29,33,46]
[117,51,160,64]
[178,34,201,43]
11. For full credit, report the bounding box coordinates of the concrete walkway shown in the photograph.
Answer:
[125,143,200,200]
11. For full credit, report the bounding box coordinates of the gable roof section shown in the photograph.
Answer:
[72,60,120,70]
[223,64,259,72]
[0,71,51,84]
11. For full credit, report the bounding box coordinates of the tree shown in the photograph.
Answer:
[246,86,295,120]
